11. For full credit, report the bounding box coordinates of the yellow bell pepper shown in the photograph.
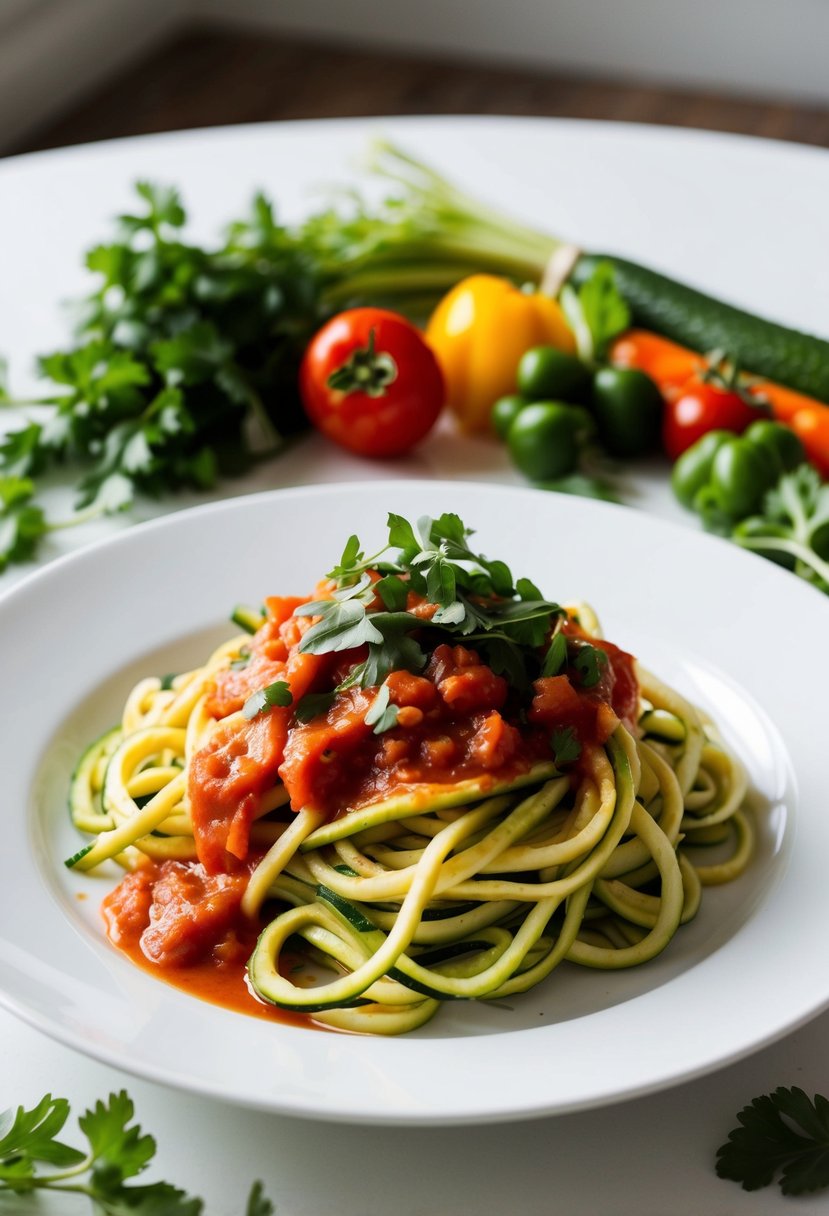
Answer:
[425,274,576,434]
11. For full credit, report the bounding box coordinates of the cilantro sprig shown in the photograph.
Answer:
[299,512,564,694]
[734,465,829,593]
[0,1090,273,1214]
[716,1087,829,1196]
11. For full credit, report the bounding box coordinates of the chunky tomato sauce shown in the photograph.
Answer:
[101,859,313,1026]
[102,586,638,1013]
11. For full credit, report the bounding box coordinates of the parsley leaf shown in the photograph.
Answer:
[298,599,383,654]
[313,512,562,692]
[0,1095,84,1178]
[541,631,568,677]
[294,691,338,722]
[0,477,49,572]
[734,465,829,593]
[79,1092,155,1186]
[570,641,609,689]
[365,684,400,734]
[551,726,581,766]
[242,681,293,718]
[246,1179,276,1216]
[376,575,409,610]
[0,1089,275,1213]
[716,1087,829,1195]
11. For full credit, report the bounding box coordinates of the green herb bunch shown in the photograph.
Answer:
[238,511,610,759]
[0,142,565,572]
[0,1090,272,1214]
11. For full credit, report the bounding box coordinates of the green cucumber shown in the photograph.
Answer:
[69,726,122,833]
[300,762,557,850]
[230,604,266,634]
[570,253,829,403]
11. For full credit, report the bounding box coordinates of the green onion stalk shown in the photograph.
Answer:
[306,140,563,315]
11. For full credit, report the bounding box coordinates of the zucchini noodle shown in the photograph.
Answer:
[68,622,752,1036]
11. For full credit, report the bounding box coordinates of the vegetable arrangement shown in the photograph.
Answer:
[1,140,828,594]
[3,1085,829,1210]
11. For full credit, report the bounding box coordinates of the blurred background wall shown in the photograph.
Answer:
[2,0,827,154]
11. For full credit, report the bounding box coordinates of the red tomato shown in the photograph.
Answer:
[299,308,445,458]
[662,377,759,460]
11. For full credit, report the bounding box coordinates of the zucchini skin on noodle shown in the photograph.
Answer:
[67,521,751,1035]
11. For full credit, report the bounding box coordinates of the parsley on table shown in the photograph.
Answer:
[716,1087,829,1196]
[0,478,49,572]
[0,1090,273,1214]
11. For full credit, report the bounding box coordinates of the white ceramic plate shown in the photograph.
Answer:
[1,478,826,1124]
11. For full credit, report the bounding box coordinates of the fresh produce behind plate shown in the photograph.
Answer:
[1,141,828,594]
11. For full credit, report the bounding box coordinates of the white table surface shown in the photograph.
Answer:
[2,115,828,1214]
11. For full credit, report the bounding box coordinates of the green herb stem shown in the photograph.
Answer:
[735,534,829,586]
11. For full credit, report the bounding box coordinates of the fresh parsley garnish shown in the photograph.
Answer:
[570,641,609,689]
[294,691,338,723]
[364,684,400,734]
[551,726,581,766]
[716,1087,829,1196]
[541,631,567,677]
[0,1090,273,1213]
[294,512,563,693]
[242,680,293,718]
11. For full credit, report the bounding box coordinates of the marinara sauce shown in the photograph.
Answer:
[102,594,638,1021]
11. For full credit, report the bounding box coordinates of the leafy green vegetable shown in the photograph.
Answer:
[0,145,571,571]
[733,464,829,593]
[716,1087,829,1195]
[541,632,567,677]
[559,261,631,365]
[365,683,400,734]
[0,1090,273,1213]
[550,726,581,766]
[0,478,49,572]
[302,511,563,693]
[242,680,293,718]
[294,691,338,723]
[570,642,609,689]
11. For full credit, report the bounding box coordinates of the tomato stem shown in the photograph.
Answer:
[326,328,398,398]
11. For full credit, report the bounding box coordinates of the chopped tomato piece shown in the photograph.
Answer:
[427,643,508,712]
[468,712,520,770]
[386,670,439,710]
[103,861,248,967]
[529,675,584,725]
[279,688,374,811]
[189,711,287,872]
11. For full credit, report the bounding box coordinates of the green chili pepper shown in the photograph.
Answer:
[706,438,778,520]
[590,367,662,458]
[742,419,805,476]
[671,429,733,510]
